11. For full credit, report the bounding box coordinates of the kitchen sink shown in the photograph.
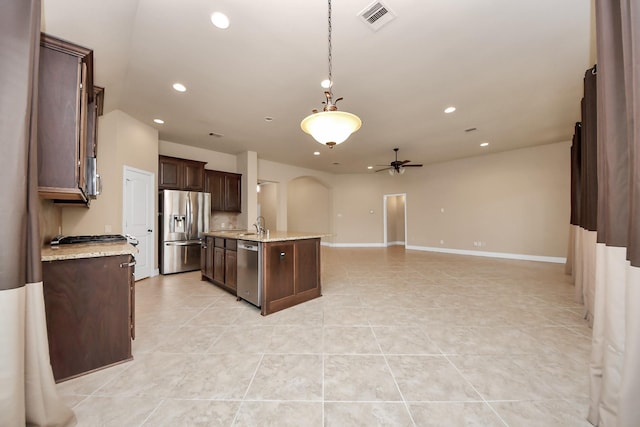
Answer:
[237,232,257,236]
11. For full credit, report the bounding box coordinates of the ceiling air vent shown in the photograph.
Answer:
[358,1,396,32]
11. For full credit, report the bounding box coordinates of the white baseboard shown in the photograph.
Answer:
[322,242,565,263]
[405,245,566,264]
[328,242,387,248]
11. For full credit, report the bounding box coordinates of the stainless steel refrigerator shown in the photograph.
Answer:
[159,190,210,274]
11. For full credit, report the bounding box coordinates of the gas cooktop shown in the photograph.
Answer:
[50,234,128,246]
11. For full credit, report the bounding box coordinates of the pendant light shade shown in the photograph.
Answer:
[301,0,361,148]
[301,110,362,147]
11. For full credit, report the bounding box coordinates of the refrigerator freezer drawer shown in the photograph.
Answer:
[161,241,202,274]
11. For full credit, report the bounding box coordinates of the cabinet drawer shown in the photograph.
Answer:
[226,239,237,250]
[214,238,225,248]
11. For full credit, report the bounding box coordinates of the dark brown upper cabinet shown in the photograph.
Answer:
[158,155,206,191]
[204,170,242,212]
[38,33,101,205]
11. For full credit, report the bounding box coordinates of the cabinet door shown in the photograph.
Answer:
[264,242,295,301]
[183,160,204,191]
[43,255,132,381]
[129,257,135,340]
[159,156,182,189]
[225,249,237,291]
[200,237,214,281]
[225,174,241,212]
[205,237,214,279]
[37,36,89,201]
[205,170,225,211]
[213,246,225,284]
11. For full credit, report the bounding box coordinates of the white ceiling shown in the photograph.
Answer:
[41,0,593,174]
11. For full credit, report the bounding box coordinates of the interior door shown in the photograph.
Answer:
[123,166,154,280]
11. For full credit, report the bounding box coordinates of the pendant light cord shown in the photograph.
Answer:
[327,0,333,97]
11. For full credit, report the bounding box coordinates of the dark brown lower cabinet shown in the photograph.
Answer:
[213,247,225,284]
[201,236,214,281]
[202,236,237,294]
[42,254,135,382]
[225,248,237,291]
[262,238,321,315]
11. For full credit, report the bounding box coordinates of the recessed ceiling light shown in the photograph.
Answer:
[313,151,320,156]
[153,119,164,124]
[320,79,332,89]
[444,106,456,114]
[211,12,230,29]
[173,83,186,92]
[264,117,273,122]
[480,142,489,147]
[367,166,373,170]
[332,162,340,165]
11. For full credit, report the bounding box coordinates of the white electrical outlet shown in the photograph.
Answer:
[440,240,444,245]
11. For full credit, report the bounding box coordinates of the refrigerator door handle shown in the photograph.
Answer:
[185,193,191,240]
[165,241,201,246]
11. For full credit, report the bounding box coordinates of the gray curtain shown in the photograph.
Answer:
[586,0,640,426]
[0,0,75,425]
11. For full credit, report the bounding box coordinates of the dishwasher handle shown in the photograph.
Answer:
[238,242,259,251]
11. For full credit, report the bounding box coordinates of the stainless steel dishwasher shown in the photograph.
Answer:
[236,240,261,307]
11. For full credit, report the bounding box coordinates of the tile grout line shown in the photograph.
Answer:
[230,352,265,425]
[138,398,166,427]
[442,353,510,427]
[369,320,419,427]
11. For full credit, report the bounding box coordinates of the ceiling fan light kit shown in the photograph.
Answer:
[376,148,423,175]
[301,0,361,148]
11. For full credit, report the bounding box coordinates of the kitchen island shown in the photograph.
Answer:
[202,231,328,315]
[41,242,137,381]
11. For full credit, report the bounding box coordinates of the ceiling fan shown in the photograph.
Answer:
[375,148,423,175]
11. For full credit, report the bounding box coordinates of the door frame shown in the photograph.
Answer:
[122,165,156,279]
[383,193,407,247]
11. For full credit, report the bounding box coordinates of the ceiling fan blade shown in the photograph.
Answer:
[403,164,423,167]
[375,167,392,172]
[399,160,411,165]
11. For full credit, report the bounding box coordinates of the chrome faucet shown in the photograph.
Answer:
[253,216,266,235]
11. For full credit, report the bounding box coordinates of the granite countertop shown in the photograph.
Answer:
[204,230,330,243]
[41,242,138,262]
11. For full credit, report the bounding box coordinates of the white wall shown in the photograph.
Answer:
[257,159,335,232]
[287,176,331,234]
[62,110,158,236]
[258,182,278,231]
[331,141,571,259]
[61,109,159,266]
[50,123,571,263]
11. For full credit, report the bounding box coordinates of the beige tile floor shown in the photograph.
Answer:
[57,247,593,426]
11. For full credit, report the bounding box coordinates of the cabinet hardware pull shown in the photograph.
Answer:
[120,261,136,268]
[280,252,285,258]
[96,174,102,195]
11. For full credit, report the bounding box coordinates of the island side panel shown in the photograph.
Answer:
[261,238,321,315]
[295,238,321,296]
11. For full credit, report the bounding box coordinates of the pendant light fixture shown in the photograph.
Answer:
[301,0,361,148]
